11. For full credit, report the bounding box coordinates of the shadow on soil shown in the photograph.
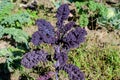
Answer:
[0,63,11,80]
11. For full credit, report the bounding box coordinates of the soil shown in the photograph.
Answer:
[86,27,120,49]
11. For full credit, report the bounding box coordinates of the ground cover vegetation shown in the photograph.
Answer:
[0,0,120,80]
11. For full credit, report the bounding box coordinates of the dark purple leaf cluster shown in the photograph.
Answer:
[62,27,87,49]
[60,64,85,80]
[21,50,48,68]
[36,19,55,36]
[56,4,70,20]
[31,4,86,50]
[56,4,70,30]
[54,4,86,79]
[31,19,56,45]
[63,21,75,33]
[55,4,86,50]
[31,31,43,45]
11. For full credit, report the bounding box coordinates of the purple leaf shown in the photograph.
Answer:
[21,50,48,68]
[36,19,55,36]
[63,21,75,33]
[56,4,70,20]
[32,19,56,45]
[31,31,43,45]
[60,64,85,80]
[62,27,87,49]
[56,4,70,30]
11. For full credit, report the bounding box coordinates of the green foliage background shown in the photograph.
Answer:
[75,0,108,27]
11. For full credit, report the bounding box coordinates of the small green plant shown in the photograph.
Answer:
[0,0,14,21]
[0,47,25,72]
[79,13,89,27]
[0,0,30,49]
[1,11,31,28]
[97,8,120,29]
[75,0,108,27]
[0,26,29,45]
[0,0,35,28]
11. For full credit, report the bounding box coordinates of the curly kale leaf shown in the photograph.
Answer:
[21,50,48,68]
[62,27,87,49]
[32,19,56,45]
[0,28,29,44]
[60,64,85,80]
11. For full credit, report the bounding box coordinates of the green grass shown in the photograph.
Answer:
[68,44,120,80]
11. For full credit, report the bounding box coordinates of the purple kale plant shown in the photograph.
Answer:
[21,4,87,80]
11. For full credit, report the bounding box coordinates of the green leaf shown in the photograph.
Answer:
[0,0,14,21]
[1,11,31,28]
[0,25,4,38]
[79,14,89,27]
[97,3,108,17]
[0,48,12,57]
[97,8,120,29]
[2,28,29,44]
[51,0,62,9]
[0,47,25,57]
[88,1,97,11]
